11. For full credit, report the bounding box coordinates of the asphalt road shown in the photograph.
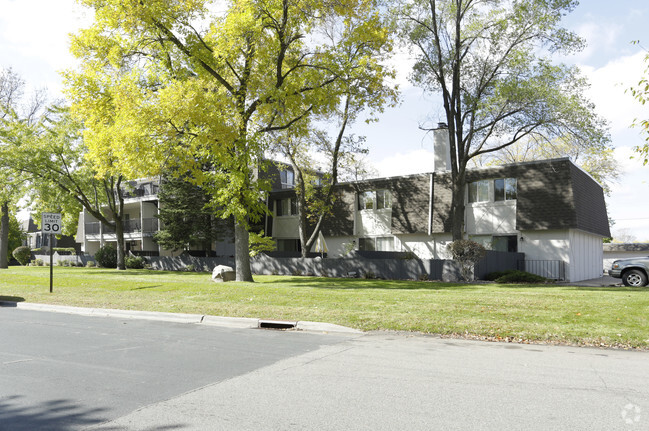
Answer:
[1,308,648,430]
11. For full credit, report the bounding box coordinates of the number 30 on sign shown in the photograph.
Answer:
[42,213,62,234]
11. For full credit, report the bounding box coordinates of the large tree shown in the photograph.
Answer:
[0,67,44,268]
[65,0,387,280]
[399,0,610,239]
[273,8,398,257]
[1,107,132,270]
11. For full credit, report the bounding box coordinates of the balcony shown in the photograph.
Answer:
[84,218,159,236]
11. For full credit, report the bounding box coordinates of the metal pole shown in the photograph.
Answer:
[49,233,53,293]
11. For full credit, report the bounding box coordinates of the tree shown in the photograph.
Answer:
[154,175,227,254]
[0,107,132,270]
[629,44,649,165]
[65,0,389,280]
[272,7,398,257]
[398,0,610,240]
[0,67,45,268]
[446,239,486,281]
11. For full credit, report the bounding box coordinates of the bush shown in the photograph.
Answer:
[12,246,31,266]
[95,245,117,268]
[86,261,96,268]
[125,255,145,269]
[34,258,44,266]
[494,270,547,284]
[185,264,196,272]
[446,240,486,281]
[484,270,512,281]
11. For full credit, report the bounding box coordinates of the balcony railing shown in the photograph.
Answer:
[85,218,159,236]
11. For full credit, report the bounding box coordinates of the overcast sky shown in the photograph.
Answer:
[1,0,648,241]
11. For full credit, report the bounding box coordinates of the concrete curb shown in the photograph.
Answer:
[0,301,361,334]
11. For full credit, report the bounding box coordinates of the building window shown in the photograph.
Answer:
[376,189,392,210]
[276,239,300,252]
[275,197,297,216]
[494,178,517,201]
[280,169,295,189]
[492,235,518,252]
[359,236,393,251]
[468,180,489,203]
[358,191,375,210]
[358,189,391,210]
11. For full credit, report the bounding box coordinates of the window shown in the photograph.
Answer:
[495,178,517,201]
[276,239,300,252]
[359,236,394,251]
[280,169,295,189]
[275,198,296,216]
[358,191,375,210]
[468,180,489,203]
[376,189,392,210]
[492,235,518,252]
[358,189,391,210]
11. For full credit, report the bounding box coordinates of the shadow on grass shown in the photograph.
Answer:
[0,296,25,304]
[131,285,163,290]
[255,276,482,291]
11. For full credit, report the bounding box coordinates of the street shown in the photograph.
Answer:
[1,307,647,430]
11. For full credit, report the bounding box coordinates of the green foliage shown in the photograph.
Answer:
[34,258,44,266]
[12,246,31,266]
[86,260,96,268]
[249,230,276,257]
[447,240,487,281]
[125,255,145,269]
[95,244,117,268]
[492,270,548,284]
[628,46,649,165]
[153,175,224,252]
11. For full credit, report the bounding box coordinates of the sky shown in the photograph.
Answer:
[1,0,648,241]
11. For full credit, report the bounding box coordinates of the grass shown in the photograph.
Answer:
[1,266,648,349]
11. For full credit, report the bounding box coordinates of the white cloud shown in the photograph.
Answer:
[580,51,648,135]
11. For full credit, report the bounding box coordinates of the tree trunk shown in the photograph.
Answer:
[450,181,465,241]
[234,222,253,282]
[0,202,9,269]
[115,219,126,270]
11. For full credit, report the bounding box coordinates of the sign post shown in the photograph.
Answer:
[42,213,62,293]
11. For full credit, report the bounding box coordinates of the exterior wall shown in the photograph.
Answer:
[355,208,392,236]
[323,236,355,258]
[466,201,517,235]
[568,229,605,281]
[395,233,453,260]
[273,216,299,239]
[518,229,603,282]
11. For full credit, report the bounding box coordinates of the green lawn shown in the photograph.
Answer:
[1,266,648,349]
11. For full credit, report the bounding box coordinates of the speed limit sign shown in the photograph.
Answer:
[42,213,62,234]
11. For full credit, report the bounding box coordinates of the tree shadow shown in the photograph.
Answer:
[130,285,163,290]
[256,277,481,291]
[0,296,25,305]
[0,395,187,431]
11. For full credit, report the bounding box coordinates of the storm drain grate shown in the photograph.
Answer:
[258,320,298,330]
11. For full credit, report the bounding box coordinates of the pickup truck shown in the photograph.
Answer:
[609,257,649,287]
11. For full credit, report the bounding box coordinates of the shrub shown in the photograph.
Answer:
[86,261,96,268]
[95,245,117,268]
[185,264,196,272]
[494,270,547,284]
[484,270,512,281]
[12,246,31,266]
[446,240,486,281]
[34,258,44,266]
[125,255,145,269]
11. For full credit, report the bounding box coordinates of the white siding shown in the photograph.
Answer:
[273,216,299,238]
[569,229,605,281]
[395,234,453,259]
[466,201,516,235]
[355,208,392,236]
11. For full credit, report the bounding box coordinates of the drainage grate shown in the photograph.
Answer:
[258,319,298,330]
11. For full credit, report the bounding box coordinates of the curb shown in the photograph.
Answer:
[0,301,361,334]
